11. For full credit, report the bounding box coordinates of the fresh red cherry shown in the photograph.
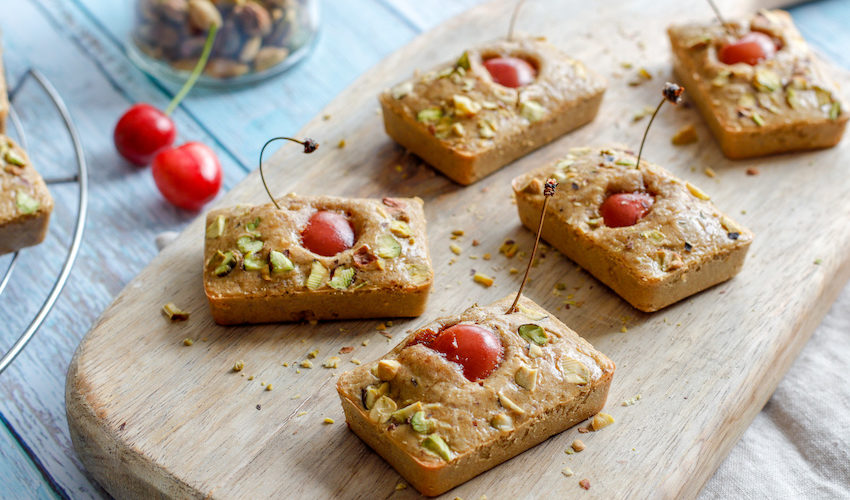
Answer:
[600,192,654,228]
[151,142,222,210]
[301,211,355,257]
[483,57,537,88]
[718,32,777,66]
[114,104,176,166]
[429,324,503,381]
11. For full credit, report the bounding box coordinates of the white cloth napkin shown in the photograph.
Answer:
[701,284,850,498]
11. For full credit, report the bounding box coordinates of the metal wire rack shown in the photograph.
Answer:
[0,69,89,375]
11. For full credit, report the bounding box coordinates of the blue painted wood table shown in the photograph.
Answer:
[1,0,849,498]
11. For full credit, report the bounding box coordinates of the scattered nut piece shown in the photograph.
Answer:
[232,360,245,372]
[562,467,574,477]
[337,139,346,148]
[704,167,716,178]
[746,167,760,176]
[182,338,194,346]
[571,439,586,452]
[670,124,698,145]
[473,272,494,287]
[351,359,362,365]
[323,356,340,369]
[591,412,615,431]
[579,478,591,490]
[300,360,314,369]
[622,394,642,407]
[450,244,462,255]
[395,482,407,491]
[266,384,273,391]
[323,417,335,424]
[162,302,190,321]
[307,349,319,359]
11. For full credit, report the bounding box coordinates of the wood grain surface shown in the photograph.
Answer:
[28,0,850,498]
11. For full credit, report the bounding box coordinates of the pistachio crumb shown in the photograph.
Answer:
[571,439,586,452]
[351,358,362,365]
[232,360,245,372]
[622,394,642,406]
[473,273,494,287]
[591,412,615,431]
[307,349,319,359]
[182,338,194,346]
[362,339,370,346]
[337,139,346,148]
[704,167,717,178]
[297,411,307,417]
[671,124,698,145]
[376,323,387,331]
[266,384,273,391]
[323,356,340,369]
[562,467,574,477]
[248,375,255,381]
[395,482,407,491]
[300,360,314,369]
[450,244,462,255]
[323,417,335,424]
[814,258,823,265]
[162,302,190,321]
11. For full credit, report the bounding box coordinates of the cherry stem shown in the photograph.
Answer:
[164,23,219,116]
[507,0,527,41]
[259,136,319,209]
[706,0,735,37]
[635,97,665,169]
[507,178,558,314]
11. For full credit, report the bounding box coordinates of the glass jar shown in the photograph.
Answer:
[129,0,319,87]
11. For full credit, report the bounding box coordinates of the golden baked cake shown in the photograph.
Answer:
[203,194,433,325]
[1,136,54,255]
[336,295,614,496]
[512,147,753,312]
[668,9,847,158]
[379,37,606,185]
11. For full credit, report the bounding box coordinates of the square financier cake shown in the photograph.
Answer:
[337,295,614,496]
[668,9,847,159]
[513,147,753,312]
[1,136,54,255]
[379,37,606,185]
[203,194,433,325]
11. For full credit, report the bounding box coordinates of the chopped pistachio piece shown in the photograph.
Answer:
[498,391,525,414]
[514,365,538,391]
[422,435,453,461]
[561,358,589,385]
[640,229,665,244]
[377,359,401,381]
[269,250,294,273]
[4,149,26,167]
[671,124,698,145]
[830,101,841,120]
[389,220,411,238]
[306,260,329,289]
[452,94,481,117]
[520,100,546,122]
[478,119,496,139]
[363,382,389,410]
[753,68,780,92]
[490,413,514,431]
[417,107,443,123]
[685,182,710,201]
[473,272,494,287]
[391,81,414,100]
[369,395,397,424]
[456,51,470,70]
[516,304,548,321]
[410,410,435,434]
[376,234,402,259]
[528,344,544,359]
[243,253,266,271]
[591,412,615,431]
[245,217,261,231]
[720,215,743,235]
[162,302,190,321]
[15,191,39,215]
[214,250,240,277]
[329,266,355,290]
[407,263,431,285]
[206,215,226,239]
[518,324,548,345]
[751,112,765,127]
[237,236,263,254]
[322,356,340,369]
[391,401,423,424]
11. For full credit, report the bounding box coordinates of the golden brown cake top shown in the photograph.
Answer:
[668,9,845,129]
[512,146,753,282]
[203,194,432,298]
[336,295,614,465]
[0,136,53,225]
[379,37,606,153]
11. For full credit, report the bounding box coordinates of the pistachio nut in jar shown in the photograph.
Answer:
[131,0,319,86]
